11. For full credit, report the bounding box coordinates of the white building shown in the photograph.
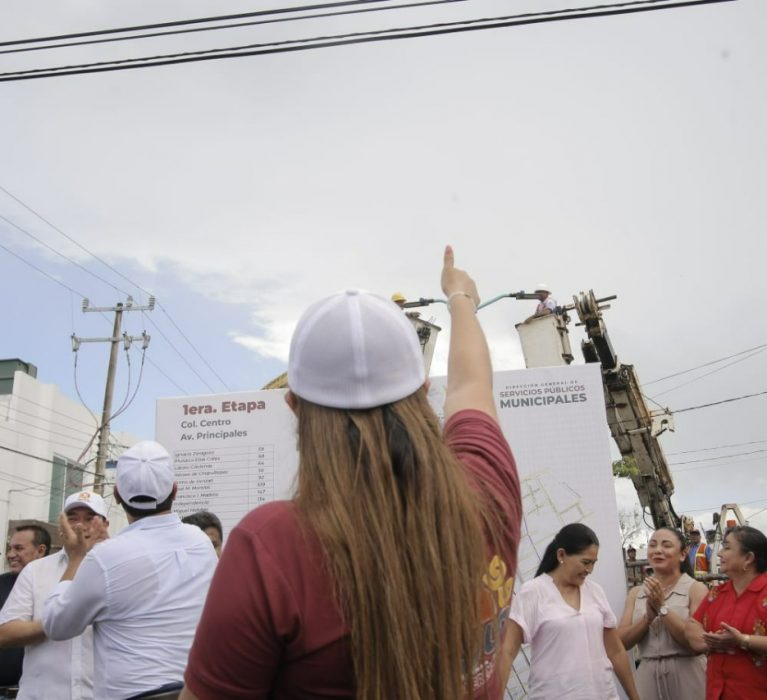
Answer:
[1,359,139,566]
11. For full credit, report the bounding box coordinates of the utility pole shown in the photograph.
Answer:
[72,296,154,495]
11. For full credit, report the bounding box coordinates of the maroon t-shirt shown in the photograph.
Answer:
[185,409,521,699]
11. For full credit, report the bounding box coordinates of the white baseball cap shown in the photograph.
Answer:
[116,441,174,510]
[288,290,426,409]
[534,283,551,293]
[64,491,108,519]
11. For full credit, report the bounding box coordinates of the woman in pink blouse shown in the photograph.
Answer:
[506,523,639,700]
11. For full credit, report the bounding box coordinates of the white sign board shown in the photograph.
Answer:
[156,364,624,697]
[432,364,625,698]
[155,393,297,537]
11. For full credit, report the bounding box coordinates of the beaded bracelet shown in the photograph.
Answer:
[447,291,477,313]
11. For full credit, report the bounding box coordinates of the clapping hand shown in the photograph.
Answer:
[702,624,741,654]
[642,576,665,621]
[58,512,100,562]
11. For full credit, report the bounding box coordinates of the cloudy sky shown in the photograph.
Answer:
[1,0,765,537]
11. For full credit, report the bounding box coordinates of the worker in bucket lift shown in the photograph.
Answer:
[525,284,557,322]
[391,292,407,309]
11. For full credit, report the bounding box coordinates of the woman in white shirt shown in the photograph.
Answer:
[505,523,639,700]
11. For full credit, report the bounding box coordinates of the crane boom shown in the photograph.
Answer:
[573,290,680,529]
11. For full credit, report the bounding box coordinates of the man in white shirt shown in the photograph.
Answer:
[0,491,110,700]
[43,441,217,700]
[525,283,558,322]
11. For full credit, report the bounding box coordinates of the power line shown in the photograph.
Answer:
[155,305,231,391]
[644,342,767,385]
[666,439,767,456]
[0,421,90,451]
[1,184,230,391]
[682,497,767,514]
[141,349,190,395]
[3,407,99,441]
[0,240,87,297]
[649,346,767,398]
[0,0,737,82]
[0,0,465,56]
[1,236,200,397]
[110,347,148,421]
[668,448,767,466]
[0,239,113,325]
[675,389,767,415]
[0,444,99,478]
[7,393,101,431]
[142,314,217,393]
[671,455,764,474]
[0,0,399,46]
[0,184,146,297]
[0,211,129,295]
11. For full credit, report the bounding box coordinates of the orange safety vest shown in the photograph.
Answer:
[694,542,710,573]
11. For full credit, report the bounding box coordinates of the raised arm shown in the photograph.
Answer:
[441,246,496,422]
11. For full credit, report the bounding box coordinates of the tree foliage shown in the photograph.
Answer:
[612,456,639,478]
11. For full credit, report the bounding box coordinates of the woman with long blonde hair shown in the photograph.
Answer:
[181,247,522,700]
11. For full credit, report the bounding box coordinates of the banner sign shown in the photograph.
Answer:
[156,363,624,697]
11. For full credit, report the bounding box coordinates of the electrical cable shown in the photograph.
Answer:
[5,394,103,431]
[0,183,144,296]
[141,349,190,395]
[0,240,87,297]
[142,314,217,393]
[675,389,767,414]
[0,445,99,478]
[0,211,129,295]
[671,455,764,474]
[0,240,112,325]
[2,408,99,441]
[110,347,147,421]
[72,351,101,429]
[109,343,134,420]
[666,439,767,456]
[0,421,86,450]
[668,448,767,466]
[649,346,767,399]
[0,466,55,492]
[0,0,466,56]
[0,0,400,46]
[1,184,231,391]
[641,507,654,530]
[156,304,231,391]
[680,497,767,514]
[644,341,767,385]
[0,0,737,82]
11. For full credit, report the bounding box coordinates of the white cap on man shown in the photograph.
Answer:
[64,491,108,519]
[116,441,174,510]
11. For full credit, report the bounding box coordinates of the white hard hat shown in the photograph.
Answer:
[534,283,551,293]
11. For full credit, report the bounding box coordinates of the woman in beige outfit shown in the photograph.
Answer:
[618,528,707,700]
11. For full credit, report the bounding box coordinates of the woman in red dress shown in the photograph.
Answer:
[686,525,767,699]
